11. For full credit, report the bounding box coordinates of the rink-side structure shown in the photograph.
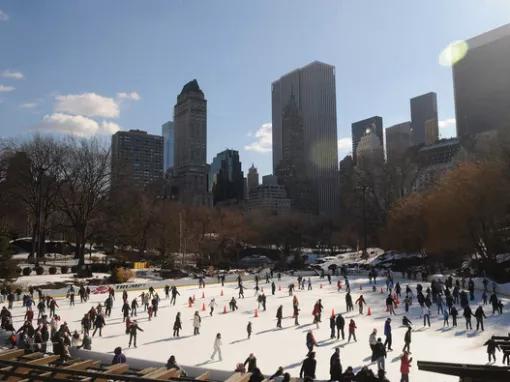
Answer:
[0,348,234,382]
[418,335,510,382]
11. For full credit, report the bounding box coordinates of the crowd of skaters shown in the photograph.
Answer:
[0,267,508,380]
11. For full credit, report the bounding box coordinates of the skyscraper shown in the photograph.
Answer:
[453,23,510,138]
[162,121,174,173]
[172,79,211,206]
[209,149,244,205]
[272,61,338,215]
[351,116,383,164]
[247,164,259,195]
[386,122,412,163]
[410,92,438,146]
[111,129,163,190]
[276,93,315,213]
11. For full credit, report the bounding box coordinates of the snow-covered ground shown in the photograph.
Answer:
[5,275,510,382]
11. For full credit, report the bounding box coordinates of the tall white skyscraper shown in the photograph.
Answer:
[162,121,174,172]
[272,61,339,215]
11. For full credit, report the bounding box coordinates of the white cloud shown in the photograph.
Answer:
[99,121,120,135]
[438,117,456,139]
[55,92,120,118]
[116,91,141,101]
[0,84,15,92]
[20,102,38,109]
[244,123,272,153]
[438,118,456,129]
[0,10,8,21]
[2,70,24,80]
[337,137,352,159]
[39,113,120,137]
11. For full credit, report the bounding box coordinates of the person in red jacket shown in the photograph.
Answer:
[400,351,412,382]
[24,309,34,323]
[348,319,357,342]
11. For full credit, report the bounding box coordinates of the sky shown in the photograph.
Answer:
[1,0,510,176]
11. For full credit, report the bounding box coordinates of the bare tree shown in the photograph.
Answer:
[58,138,110,266]
[5,136,65,262]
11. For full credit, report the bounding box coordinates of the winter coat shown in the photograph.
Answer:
[369,332,377,346]
[112,353,126,364]
[484,339,500,354]
[475,307,486,320]
[173,318,182,331]
[306,332,317,347]
[384,321,391,336]
[329,353,342,380]
[373,342,386,359]
[348,321,356,333]
[300,357,316,379]
[400,354,411,374]
[244,356,257,372]
[193,315,201,328]
[404,329,412,344]
[213,337,222,349]
[335,315,345,328]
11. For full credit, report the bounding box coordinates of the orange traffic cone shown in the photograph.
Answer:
[221,289,224,296]
[201,303,206,311]
[223,305,227,314]
[320,284,323,289]
[202,291,205,299]
[331,308,335,317]
[254,309,258,318]
[367,307,372,316]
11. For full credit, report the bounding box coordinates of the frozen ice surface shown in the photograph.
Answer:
[6,275,509,382]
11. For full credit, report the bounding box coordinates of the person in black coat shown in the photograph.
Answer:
[249,368,264,382]
[244,353,257,373]
[276,305,283,328]
[451,306,458,327]
[329,348,342,381]
[329,315,336,339]
[474,305,487,331]
[402,327,411,353]
[299,352,316,380]
[484,336,501,363]
[463,306,473,330]
[173,312,182,337]
[335,314,345,340]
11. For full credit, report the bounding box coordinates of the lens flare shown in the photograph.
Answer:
[439,40,469,67]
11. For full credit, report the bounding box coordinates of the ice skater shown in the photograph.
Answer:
[247,321,252,339]
[484,336,500,363]
[209,298,217,316]
[276,305,283,328]
[210,333,222,361]
[128,320,143,348]
[193,311,201,335]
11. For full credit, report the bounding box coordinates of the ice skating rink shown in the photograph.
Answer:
[8,275,510,382]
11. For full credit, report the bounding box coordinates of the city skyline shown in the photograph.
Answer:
[1,1,510,176]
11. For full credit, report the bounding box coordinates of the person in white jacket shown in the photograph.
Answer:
[193,311,201,335]
[211,333,222,361]
[209,298,217,316]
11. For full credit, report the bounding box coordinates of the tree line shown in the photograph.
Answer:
[1,132,510,276]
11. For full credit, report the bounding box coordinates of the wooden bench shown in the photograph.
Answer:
[196,371,210,381]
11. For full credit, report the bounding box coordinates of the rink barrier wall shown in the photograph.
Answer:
[39,270,319,299]
[69,348,236,381]
[20,270,510,299]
